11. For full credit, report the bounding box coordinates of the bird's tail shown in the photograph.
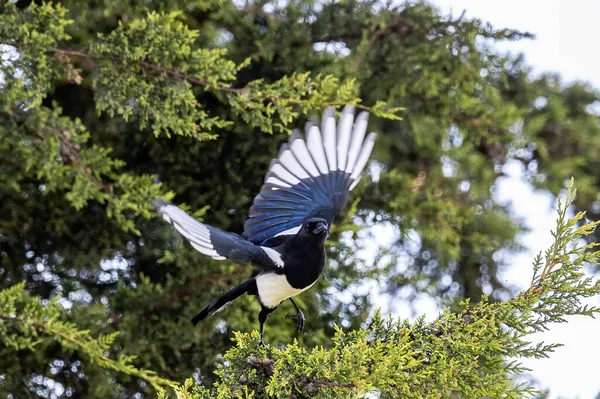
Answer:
[191,279,255,325]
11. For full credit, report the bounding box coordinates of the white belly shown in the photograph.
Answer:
[256,273,315,308]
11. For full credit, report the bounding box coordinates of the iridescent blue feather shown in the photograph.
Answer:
[243,105,377,245]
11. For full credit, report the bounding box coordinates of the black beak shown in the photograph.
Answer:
[312,222,327,235]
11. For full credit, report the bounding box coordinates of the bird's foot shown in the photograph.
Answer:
[286,311,305,332]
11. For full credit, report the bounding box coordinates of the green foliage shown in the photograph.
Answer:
[0,282,176,395]
[0,104,171,233]
[1,0,600,397]
[2,2,398,140]
[91,10,240,139]
[0,2,73,107]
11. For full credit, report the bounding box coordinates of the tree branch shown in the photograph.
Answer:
[53,48,244,94]
[2,109,118,201]
[56,128,116,200]
[0,312,177,390]
[50,48,383,113]
[245,354,355,397]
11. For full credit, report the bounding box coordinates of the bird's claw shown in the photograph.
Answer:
[286,312,305,332]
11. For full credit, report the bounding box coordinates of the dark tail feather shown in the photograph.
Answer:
[191,279,255,325]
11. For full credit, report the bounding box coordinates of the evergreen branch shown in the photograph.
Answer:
[1,5,402,139]
[52,47,398,117]
[528,178,600,294]
[55,127,116,200]
[53,48,244,95]
[0,283,177,392]
[2,106,171,232]
[3,108,116,200]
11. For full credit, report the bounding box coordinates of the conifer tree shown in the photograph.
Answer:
[1,1,599,397]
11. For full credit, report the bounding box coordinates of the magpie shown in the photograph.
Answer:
[153,105,377,344]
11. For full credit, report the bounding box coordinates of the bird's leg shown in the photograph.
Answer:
[285,297,305,332]
[258,308,271,346]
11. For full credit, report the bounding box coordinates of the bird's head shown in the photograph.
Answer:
[285,218,329,255]
[302,218,329,237]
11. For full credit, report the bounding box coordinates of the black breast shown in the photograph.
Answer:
[279,227,328,289]
[283,250,325,289]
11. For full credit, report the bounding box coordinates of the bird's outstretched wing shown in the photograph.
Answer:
[243,105,377,246]
[153,200,283,268]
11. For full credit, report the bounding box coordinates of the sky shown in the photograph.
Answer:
[423,1,600,398]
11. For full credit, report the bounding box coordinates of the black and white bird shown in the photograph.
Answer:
[153,105,377,344]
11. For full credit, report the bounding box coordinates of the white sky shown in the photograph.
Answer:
[425,1,600,398]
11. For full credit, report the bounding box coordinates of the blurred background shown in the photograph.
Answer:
[1,0,600,397]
